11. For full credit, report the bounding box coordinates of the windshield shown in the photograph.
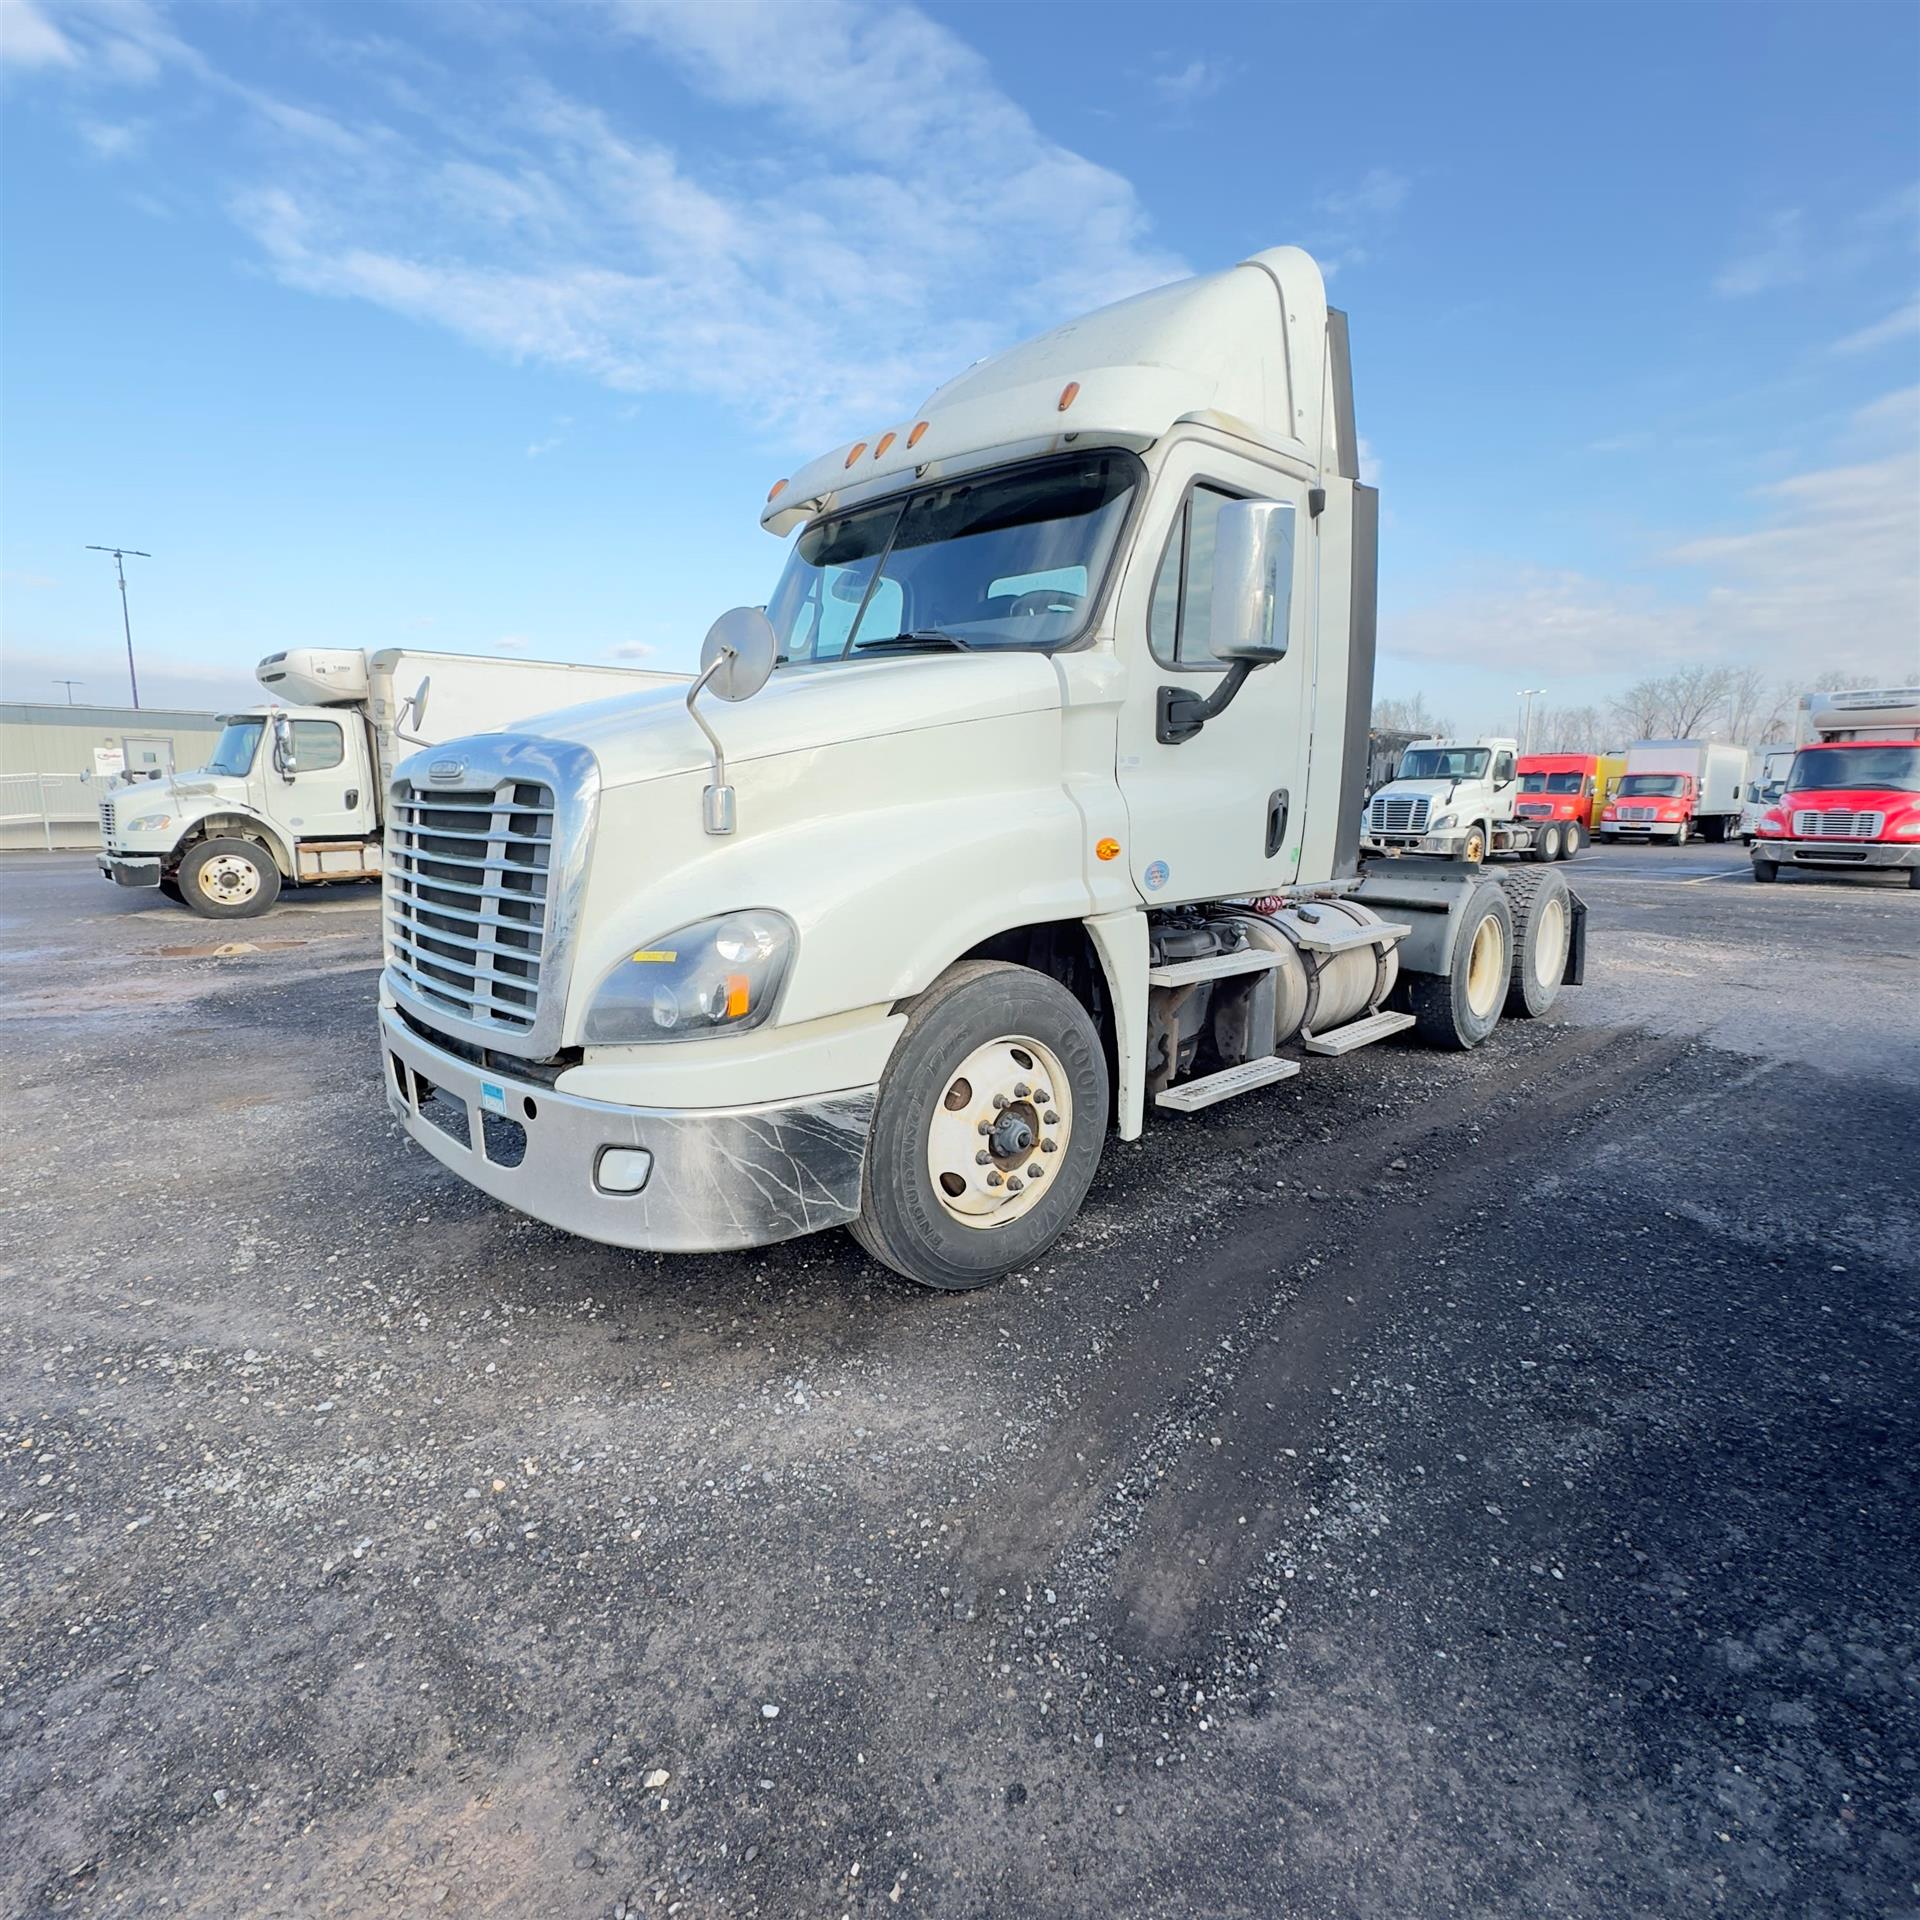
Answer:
[1789,745,1920,793]
[766,452,1137,664]
[205,719,263,778]
[1619,773,1687,797]
[1520,770,1585,794]
[1399,747,1488,780]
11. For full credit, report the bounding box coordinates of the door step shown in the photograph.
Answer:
[1147,948,1289,987]
[1154,1055,1301,1112]
[1301,1008,1417,1056]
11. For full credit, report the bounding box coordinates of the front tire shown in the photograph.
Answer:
[852,960,1109,1290]
[179,837,282,919]
[1461,826,1487,865]
[1751,858,1779,883]
[1407,885,1513,1050]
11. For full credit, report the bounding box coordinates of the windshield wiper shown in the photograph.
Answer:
[851,629,973,655]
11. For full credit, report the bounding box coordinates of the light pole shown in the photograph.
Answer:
[86,544,150,709]
[53,679,85,705]
[1516,687,1544,755]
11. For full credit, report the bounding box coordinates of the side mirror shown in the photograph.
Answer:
[686,607,779,835]
[270,710,296,780]
[1207,499,1295,664]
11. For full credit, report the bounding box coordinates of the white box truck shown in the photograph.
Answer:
[97,648,682,916]
[1598,740,1749,843]
[376,245,1589,1290]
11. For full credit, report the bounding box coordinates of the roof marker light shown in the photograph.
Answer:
[766,478,788,502]
[873,431,896,459]
[845,441,868,468]
[1058,381,1080,412]
[907,420,929,447]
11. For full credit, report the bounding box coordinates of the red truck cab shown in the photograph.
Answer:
[1751,737,1920,887]
[1516,753,1619,845]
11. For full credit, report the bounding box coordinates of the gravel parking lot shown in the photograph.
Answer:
[4,845,1916,1920]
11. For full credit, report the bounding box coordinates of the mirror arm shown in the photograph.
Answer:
[1156,658,1258,746]
[686,650,737,834]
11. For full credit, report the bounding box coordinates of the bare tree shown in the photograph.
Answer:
[1723,666,1786,744]
[1810,670,1876,692]
[1610,677,1668,741]
[1372,692,1451,736]
[1662,663,1737,737]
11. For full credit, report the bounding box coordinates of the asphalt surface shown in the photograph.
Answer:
[3,844,1916,1920]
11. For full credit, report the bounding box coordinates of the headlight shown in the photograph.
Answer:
[582,910,794,1044]
[1428,812,1455,831]
[1895,818,1920,837]
[1755,814,1786,837]
[126,814,172,833]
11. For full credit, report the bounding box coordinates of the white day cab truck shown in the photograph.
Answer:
[97,648,679,917]
[1360,736,1584,863]
[1597,740,1749,844]
[377,247,1588,1291]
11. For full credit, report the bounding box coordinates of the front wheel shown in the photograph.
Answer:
[178,837,282,918]
[852,960,1110,1290]
[1751,858,1779,883]
[1460,826,1487,865]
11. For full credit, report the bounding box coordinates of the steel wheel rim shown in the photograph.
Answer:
[1465,914,1504,1018]
[1532,895,1568,988]
[199,853,261,904]
[925,1034,1071,1230]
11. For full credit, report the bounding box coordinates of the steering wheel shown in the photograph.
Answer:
[1008,588,1083,618]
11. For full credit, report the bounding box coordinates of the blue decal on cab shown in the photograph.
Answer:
[1143,860,1170,891]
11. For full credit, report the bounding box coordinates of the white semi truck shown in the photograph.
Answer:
[377,246,1588,1290]
[1360,735,1582,863]
[97,647,680,917]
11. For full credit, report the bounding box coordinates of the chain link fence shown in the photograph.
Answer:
[0,774,106,852]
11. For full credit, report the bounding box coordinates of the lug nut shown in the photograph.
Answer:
[977,1120,993,1135]
[987,1172,1003,1187]
[1028,1164,1044,1180]
[1041,1138,1057,1153]
[992,1094,1008,1110]
[976,1150,991,1165]
[1006,1177,1024,1194]
[1044,1111,1060,1126]
[1035,1089,1051,1104]
[1014,1082,1030,1099]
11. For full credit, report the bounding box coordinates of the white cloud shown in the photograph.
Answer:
[1317,168,1408,222]
[608,640,657,661]
[493,635,529,652]
[37,1,1173,449]
[1714,208,1808,297]
[1151,57,1226,108]
[77,116,141,157]
[0,0,76,66]
[1834,297,1920,354]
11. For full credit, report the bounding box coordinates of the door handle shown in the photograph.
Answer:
[345,788,360,809]
[1266,787,1289,858]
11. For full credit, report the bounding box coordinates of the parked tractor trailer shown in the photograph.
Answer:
[377,246,1588,1289]
[1361,737,1587,862]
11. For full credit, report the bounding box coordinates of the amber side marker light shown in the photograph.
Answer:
[766,479,788,502]
[1095,836,1121,862]
[1058,381,1081,412]
[873,431,896,459]
[907,420,930,447]
[844,442,868,469]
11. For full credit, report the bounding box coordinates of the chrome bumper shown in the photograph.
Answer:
[1753,838,1920,870]
[98,853,162,887]
[380,1006,875,1254]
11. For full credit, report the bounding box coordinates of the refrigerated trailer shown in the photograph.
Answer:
[97,648,682,916]
[376,245,1588,1290]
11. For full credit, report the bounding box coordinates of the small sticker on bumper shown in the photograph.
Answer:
[480,1082,507,1116]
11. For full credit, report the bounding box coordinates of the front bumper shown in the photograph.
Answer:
[1365,829,1471,857]
[98,853,163,888]
[1752,837,1920,871]
[380,1006,875,1254]
[1599,821,1684,839]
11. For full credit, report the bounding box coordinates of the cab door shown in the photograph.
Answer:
[1111,442,1315,904]
[268,716,375,842]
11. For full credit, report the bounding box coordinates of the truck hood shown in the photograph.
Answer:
[111,770,248,816]
[515,651,1063,791]
[1779,785,1920,823]
[1373,778,1479,800]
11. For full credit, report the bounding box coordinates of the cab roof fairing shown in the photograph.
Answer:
[760,246,1337,537]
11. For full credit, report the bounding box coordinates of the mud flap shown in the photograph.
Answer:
[1563,888,1588,986]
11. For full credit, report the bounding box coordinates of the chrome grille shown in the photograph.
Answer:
[100,800,116,838]
[386,782,554,1033]
[1793,809,1883,839]
[1618,804,1656,820]
[1368,793,1431,835]
[1517,801,1552,818]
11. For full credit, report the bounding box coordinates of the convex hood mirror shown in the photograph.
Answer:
[700,606,777,702]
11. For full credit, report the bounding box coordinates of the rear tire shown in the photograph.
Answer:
[1559,823,1582,859]
[1498,868,1572,1019]
[1407,885,1513,1050]
[1751,858,1779,883]
[179,837,282,919]
[852,960,1109,1290]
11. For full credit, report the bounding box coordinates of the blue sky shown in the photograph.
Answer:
[2,0,1916,732]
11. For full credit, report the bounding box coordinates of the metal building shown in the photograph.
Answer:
[0,701,225,851]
